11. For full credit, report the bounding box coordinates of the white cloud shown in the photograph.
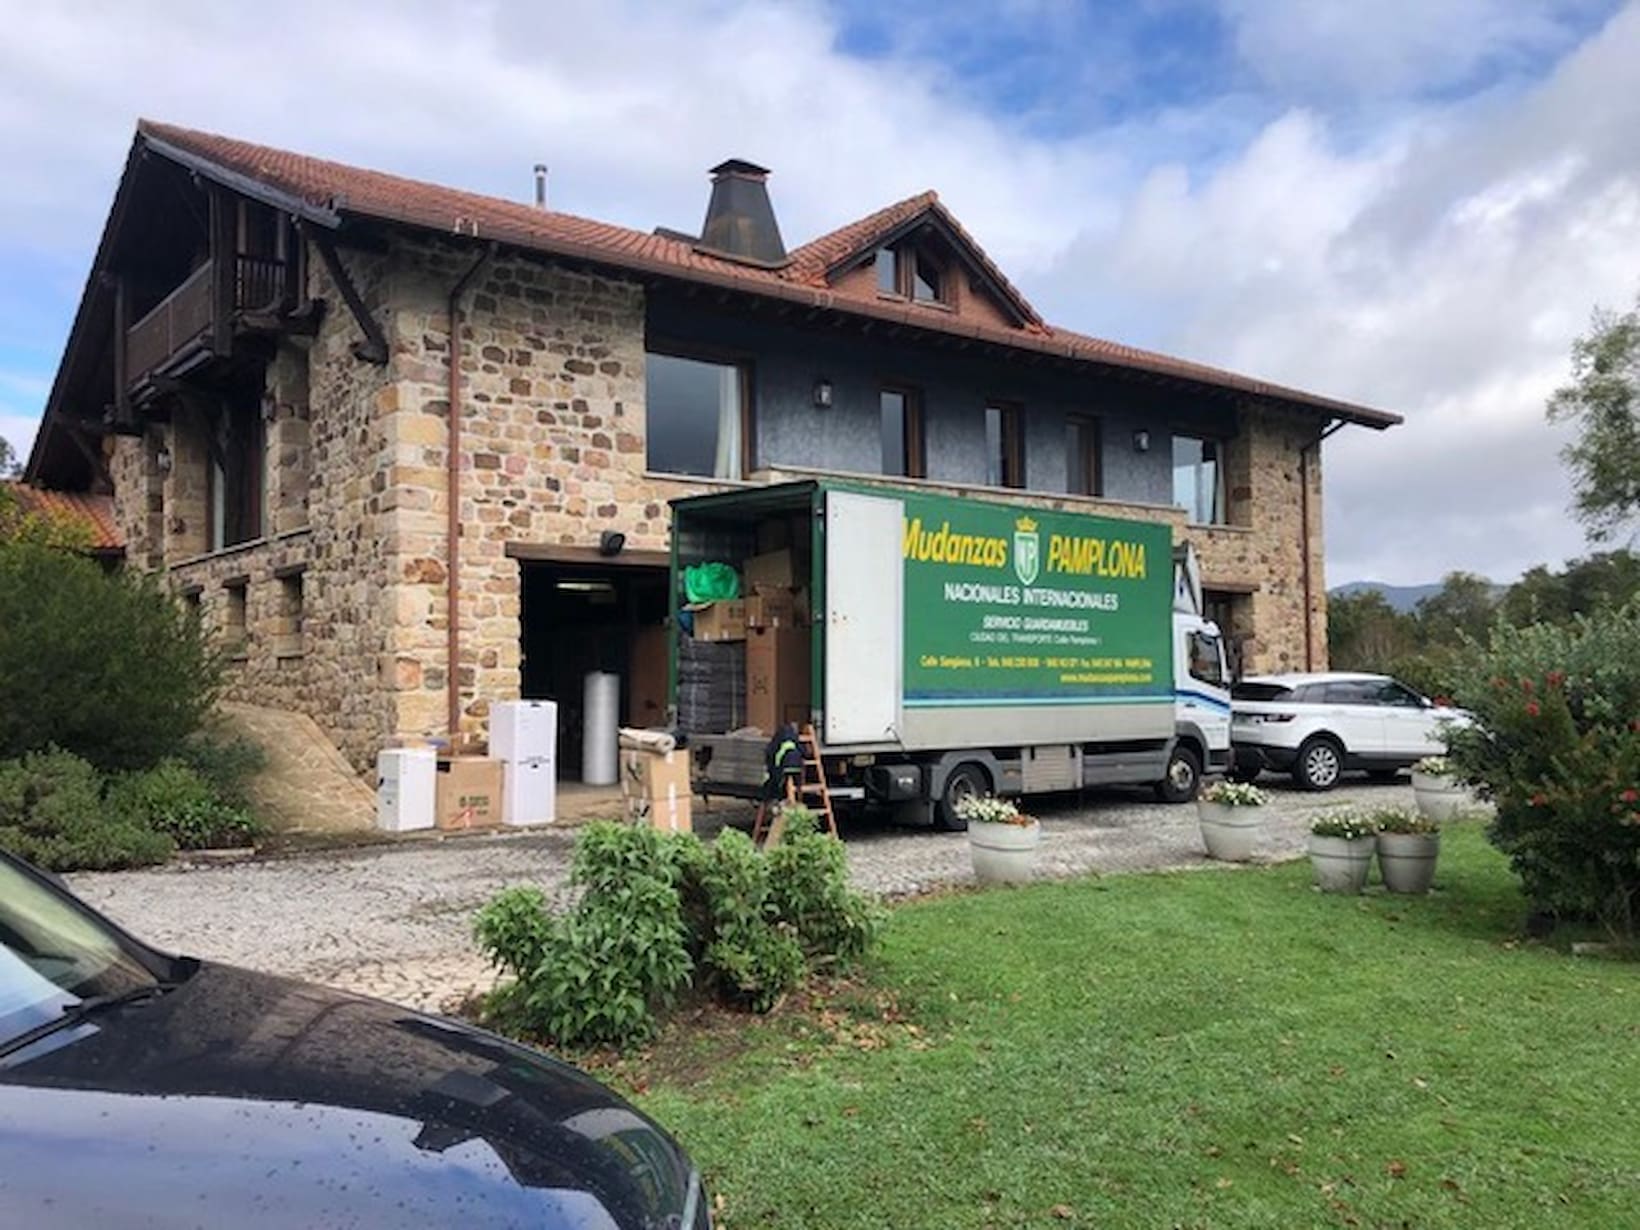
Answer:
[0,0,1636,582]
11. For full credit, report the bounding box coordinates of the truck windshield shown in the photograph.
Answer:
[1187,631,1225,687]
[0,860,158,1048]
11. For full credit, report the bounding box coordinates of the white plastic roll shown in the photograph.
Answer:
[581,671,620,785]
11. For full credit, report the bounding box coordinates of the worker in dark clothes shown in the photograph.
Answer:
[763,722,803,803]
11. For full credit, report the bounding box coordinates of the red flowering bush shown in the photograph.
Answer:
[1448,604,1640,938]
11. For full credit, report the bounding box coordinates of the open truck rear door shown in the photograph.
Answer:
[823,490,904,746]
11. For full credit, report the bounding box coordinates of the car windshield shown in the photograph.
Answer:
[0,860,158,1046]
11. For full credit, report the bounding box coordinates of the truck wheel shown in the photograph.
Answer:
[1155,744,1202,803]
[1294,736,1344,791]
[936,763,988,831]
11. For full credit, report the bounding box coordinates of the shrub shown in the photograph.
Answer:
[0,749,173,871]
[765,809,883,964]
[175,734,266,808]
[475,817,883,1050]
[1310,810,1380,841]
[1446,606,1640,937]
[0,544,220,771]
[108,760,262,850]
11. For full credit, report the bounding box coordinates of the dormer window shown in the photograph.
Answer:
[874,244,948,306]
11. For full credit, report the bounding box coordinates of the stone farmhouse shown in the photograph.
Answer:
[26,121,1400,776]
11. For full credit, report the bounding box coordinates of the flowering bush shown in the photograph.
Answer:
[1412,756,1454,777]
[1309,810,1380,841]
[954,794,1032,826]
[1200,780,1268,807]
[1446,605,1640,938]
[1373,807,1439,836]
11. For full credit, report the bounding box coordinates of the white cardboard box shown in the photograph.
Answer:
[376,747,437,833]
[503,757,557,827]
[491,700,558,764]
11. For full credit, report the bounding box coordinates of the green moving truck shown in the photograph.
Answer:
[670,480,1231,827]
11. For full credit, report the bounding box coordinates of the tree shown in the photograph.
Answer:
[1327,589,1416,670]
[1414,571,1497,645]
[0,437,19,479]
[1501,549,1640,626]
[0,485,92,550]
[1548,290,1640,543]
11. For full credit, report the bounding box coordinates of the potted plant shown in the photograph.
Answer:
[956,794,1041,885]
[1374,807,1441,895]
[1196,780,1268,862]
[1411,756,1468,822]
[1307,811,1379,894]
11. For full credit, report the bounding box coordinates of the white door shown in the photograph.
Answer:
[1377,680,1441,758]
[823,491,904,746]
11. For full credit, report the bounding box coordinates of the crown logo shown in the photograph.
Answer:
[1015,516,1037,533]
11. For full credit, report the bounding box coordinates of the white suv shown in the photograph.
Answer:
[1230,672,1469,791]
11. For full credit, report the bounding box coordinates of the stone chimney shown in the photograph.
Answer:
[696,159,787,267]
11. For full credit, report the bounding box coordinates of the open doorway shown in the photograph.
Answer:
[519,561,670,781]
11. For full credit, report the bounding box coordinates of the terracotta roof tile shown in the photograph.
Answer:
[133,121,1399,428]
[3,483,123,550]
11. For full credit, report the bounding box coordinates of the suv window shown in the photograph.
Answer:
[1325,681,1383,705]
[1232,682,1292,702]
[1377,681,1427,708]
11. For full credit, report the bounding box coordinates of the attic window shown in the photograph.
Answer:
[875,244,948,305]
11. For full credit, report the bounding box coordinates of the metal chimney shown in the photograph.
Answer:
[533,164,548,210]
[696,159,787,266]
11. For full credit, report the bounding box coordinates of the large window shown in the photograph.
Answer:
[880,386,925,479]
[207,405,265,551]
[1066,416,1102,497]
[1172,435,1226,525]
[645,351,747,479]
[985,404,1024,489]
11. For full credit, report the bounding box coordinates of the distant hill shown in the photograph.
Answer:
[1329,580,1445,613]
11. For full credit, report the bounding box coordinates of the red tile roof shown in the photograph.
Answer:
[136,120,1399,428]
[2,483,123,550]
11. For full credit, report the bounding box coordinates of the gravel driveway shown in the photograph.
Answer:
[70,778,1416,1012]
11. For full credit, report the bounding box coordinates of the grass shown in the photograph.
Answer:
[623,825,1640,1228]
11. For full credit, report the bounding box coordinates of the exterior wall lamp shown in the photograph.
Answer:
[155,446,174,475]
[598,530,627,557]
[1132,429,1151,453]
[812,378,833,409]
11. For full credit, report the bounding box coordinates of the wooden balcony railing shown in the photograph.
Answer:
[235,253,287,313]
[125,262,214,387]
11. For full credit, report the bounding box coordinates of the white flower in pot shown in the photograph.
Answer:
[957,794,1041,885]
[1196,780,1268,862]
[1411,756,1468,822]
[1307,810,1380,894]
[1375,806,1441,895]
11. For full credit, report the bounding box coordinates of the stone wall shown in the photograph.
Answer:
[378,239,724,747]
[106,431,163,571]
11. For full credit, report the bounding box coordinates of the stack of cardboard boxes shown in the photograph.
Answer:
[619,745,693,832]
[684,531,813,736]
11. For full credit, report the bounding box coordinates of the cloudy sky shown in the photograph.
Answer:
[2,0,1637,585]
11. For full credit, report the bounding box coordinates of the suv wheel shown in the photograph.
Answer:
[1294,736,1344,791]
[1155,744,1202,803]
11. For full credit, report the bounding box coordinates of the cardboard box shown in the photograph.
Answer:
[619,747,691,799]
[627,623,670,725]
[746,588,798,629]
[626,791,693,833]
[743,548,796,590]
[688,600,746,642]
[436,756,504,830]
[746,625,812,735]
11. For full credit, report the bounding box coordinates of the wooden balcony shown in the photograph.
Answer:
[123,255,292,390]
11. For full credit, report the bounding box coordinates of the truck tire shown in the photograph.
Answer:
[1294,736,1344,791]
[936,762,989,831]
[1155,744,1202,803]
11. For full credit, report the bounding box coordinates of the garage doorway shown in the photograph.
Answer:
[518,558,670,781]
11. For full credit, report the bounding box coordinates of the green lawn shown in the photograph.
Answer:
[627,825,1640,1228]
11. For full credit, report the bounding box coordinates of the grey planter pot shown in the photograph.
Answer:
[1196,801,1263,862]
[1411,771,1468,822]
[968,819,1041,884]
[1378,831,1440,894]
[1308,834,1376,894]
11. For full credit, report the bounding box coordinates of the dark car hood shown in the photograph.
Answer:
[0,963,694,1229]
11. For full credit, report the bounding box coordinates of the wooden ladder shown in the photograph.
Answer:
[752,724,840,843]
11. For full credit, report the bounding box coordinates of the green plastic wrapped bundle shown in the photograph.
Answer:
[684,562,741,604]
